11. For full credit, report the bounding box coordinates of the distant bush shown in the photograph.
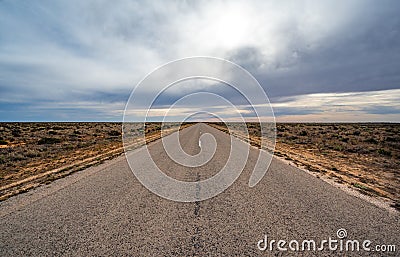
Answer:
[51,126,64,130]
[12,129,21,137]
[108,130,121,137]
[0,139,7,145]
[38,137,61,145]
[377,148,392,156]
[333,145,344,151]
[277,127,285,132]
[364,138,378,144]
[385,136,398,142]
[299,130,308,136]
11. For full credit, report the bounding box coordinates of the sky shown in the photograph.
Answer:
[0,0,399,122]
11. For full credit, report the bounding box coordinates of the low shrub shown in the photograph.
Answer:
[108,130,121,137]
[38,137,61,145]
[377,148,392,156]
[364,138,378,144]
[299,130,308,136]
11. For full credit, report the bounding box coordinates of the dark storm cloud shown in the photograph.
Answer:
[226,2,400,99]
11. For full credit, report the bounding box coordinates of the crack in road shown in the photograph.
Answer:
[192,172,202,255]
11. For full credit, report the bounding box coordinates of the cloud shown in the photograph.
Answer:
[0,0,399,121]
[273,89,400,122]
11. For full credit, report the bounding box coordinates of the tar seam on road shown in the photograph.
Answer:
[192,172,202,254]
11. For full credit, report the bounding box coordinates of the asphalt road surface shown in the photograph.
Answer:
[1,123,398,256]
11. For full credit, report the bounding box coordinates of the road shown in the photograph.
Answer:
[0,123,398,256]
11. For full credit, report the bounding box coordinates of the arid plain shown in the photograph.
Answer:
[0,122,398,210]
